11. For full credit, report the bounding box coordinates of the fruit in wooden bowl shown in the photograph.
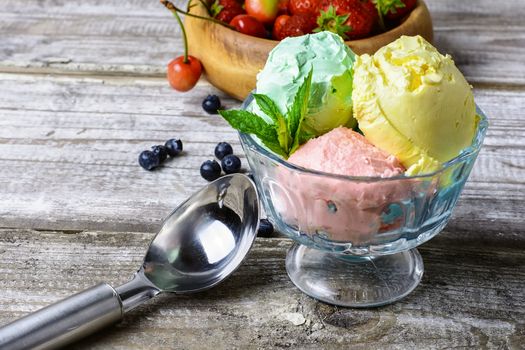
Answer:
[185,0,433,100]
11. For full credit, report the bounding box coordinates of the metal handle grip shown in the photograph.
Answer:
[0,283,123,350]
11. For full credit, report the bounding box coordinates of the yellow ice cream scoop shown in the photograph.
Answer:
[352,35,477,175]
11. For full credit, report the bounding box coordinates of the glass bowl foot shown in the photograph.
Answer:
[285,243,424,307]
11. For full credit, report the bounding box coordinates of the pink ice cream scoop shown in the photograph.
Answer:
[288,127,404,178]
[276,127,413,243]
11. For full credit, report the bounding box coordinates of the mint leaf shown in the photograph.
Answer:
[290,131,315,155]
[219,109,281,146]
[290,70,313,153]
[253,93,291,153]
[261,139,288,158]
[253,94,282,123]
[217,69,316,159]
[287,69,313,148]
[219,110,288,157]
[298,130,315,145]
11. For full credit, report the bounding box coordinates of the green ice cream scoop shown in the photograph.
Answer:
[253,31,356,136]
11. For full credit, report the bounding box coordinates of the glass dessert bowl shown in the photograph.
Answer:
[240,96,488,307]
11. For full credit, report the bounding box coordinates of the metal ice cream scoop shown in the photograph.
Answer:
[0,174,260,350]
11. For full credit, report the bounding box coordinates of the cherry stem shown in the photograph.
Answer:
[174,11,189,63]
[161,0,234,36]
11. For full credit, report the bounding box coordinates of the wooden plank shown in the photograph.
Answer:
[0,0,524,84]
[0,73,524,236]
[0,229,523,349]
[427,0,525,85]
[0,73,242,233]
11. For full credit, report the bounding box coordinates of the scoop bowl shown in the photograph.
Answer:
[0,174,260,349]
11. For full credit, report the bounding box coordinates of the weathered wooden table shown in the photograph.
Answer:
[1,0,524,348]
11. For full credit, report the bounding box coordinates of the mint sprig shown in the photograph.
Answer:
[252,94,291,152]
[218,69,314,158]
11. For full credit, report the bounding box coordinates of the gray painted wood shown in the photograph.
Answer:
[0,0,524,348]
[0,229,523,349]
[0,0,524,84]
[0,74,523,238]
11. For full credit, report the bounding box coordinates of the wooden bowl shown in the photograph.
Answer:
[185,1,433,100]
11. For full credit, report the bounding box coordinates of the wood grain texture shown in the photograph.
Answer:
[0,73,523,237]
[0,0,524,85]
[0,229,523,349]
[0,73,242,233]
[0,0,524,348]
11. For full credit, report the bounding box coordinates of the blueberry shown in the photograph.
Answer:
[138,150,160,171]
[258,219,274,237]
[221,154,241,174]
[165,139,183,157]
[151,145,168,163]
[214,142,233,160]
[202,95,222,114]
[200,160,222,181]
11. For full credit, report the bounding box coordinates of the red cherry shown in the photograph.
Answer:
[272,14,290,40]
[167,55,202,92]
[245,0,279,24]
[230,15,267,38]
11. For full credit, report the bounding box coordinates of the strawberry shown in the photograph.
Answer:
[360,0,379,32]
[361,0,379,21]
[277,0,291,15]
[373,0,416,21]
[278,13,317,38]
[316,0,375,40]
[211,0,245,23]
[288,0,321,16]
[272,14,291,40]
[384,0,416,20]
[214,0,243,11]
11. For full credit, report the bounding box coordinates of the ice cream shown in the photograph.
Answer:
[225,34,482,243]
[277,127,412,242]
[352,35,477,175]
[288,127,404,177]
[254,31,357,136]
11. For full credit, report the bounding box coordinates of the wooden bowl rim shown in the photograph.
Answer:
[188,0,431,46]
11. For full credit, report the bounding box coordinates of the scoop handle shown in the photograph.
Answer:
[0,283,123,350]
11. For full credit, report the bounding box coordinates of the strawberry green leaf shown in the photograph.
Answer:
[373,0,406,15]
[314,5,350,40]
[210,0,223,17]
